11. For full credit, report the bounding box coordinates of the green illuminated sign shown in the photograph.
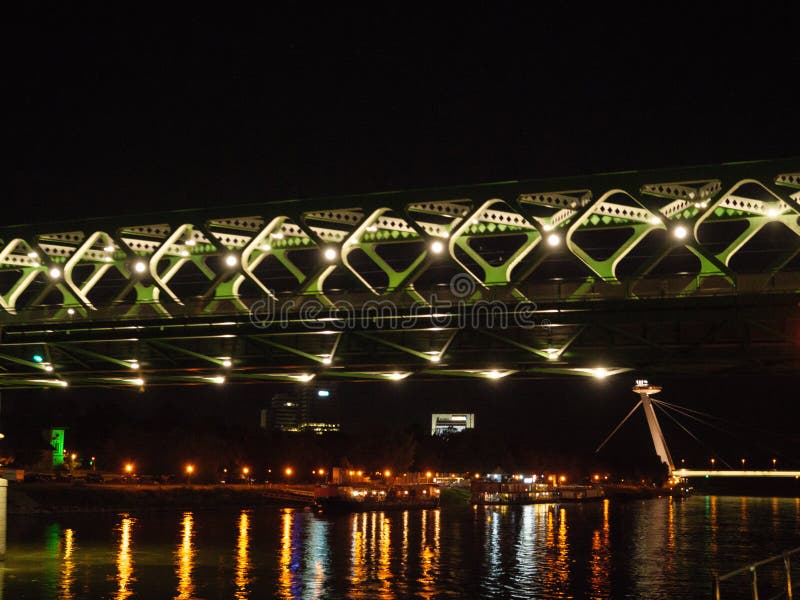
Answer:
[51,428,65,467]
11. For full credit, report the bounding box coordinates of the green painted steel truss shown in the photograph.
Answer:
[0,159,798,388]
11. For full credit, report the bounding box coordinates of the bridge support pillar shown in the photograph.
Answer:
[633,381,675,475]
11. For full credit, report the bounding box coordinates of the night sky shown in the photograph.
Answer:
[3,10,799,466]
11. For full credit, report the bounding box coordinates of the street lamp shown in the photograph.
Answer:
[185,464,195,484]
[772,458,777,469]
[710,458,716,469]
[242,466,250,482]
[741,458,746,468]
[384,469,392,479]
[284,466,293,480]
[125,463,134,475]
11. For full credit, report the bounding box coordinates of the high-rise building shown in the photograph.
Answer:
[261,384,341,433]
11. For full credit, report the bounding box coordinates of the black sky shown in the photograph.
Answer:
[5,9,798,225]
[2,9,799,461]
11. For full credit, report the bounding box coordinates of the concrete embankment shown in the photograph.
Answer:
[8,483,315,514]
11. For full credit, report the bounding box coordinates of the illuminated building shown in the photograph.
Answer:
[431,413,474,436]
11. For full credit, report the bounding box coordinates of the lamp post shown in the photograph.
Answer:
[185,464,195,485]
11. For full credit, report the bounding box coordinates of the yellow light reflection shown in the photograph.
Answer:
[542,505,570,595]
[418,509,440,600]
[175,512,195,600]
[235,511,251,599]
[279,511,294,599]
[116,516,136,600]
[378,513,391,598]
[59,528,76,600]
[349,512,366,591]
[589,500,610,598]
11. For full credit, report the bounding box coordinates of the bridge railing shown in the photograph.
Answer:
[712,546,800,600]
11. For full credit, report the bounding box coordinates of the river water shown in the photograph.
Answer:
[2,495,800,599]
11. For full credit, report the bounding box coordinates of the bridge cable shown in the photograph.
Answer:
[594,399,643,454]
[653,399,790,460]
[655,398,800,445]
[652,401,733,469]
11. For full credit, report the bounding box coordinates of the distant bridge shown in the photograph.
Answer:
[673,470,800,479]
[0,159,798,388]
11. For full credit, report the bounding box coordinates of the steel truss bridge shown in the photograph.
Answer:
[0,159,798,389]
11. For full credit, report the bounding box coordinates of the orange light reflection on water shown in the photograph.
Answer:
[589,499,611,598]
[59,528,76,600]
[175,512,195,600]
[116,516,135,600]
[234,511,251,599]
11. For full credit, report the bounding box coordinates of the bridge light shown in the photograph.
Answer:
[49,266,62,279]
[547,233,561,247]
[648,216,662,225]
[261,242,271,251]
[212,376,226,384]
[321,356,332,365]
[766,206,780,219]
[27,251,38,259]
[133,260,147,274]
[430,240,445,254]
[221,359,232,368]
[129,361,140,370]
[428,353,441,363]
[672,225,688,240]
[323,247,337,261]
[67,308,75,316]
[44,364,54,372]
[225,254,238,267]
[33,354,44,363]
[592,367,609,379]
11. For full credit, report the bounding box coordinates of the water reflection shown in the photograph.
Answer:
[235,511,251,599]
[542,505,570,596]
[589,500,611,598]
[303,514,328,599]
[175,512,195,600]
[59,528,75,600]
[11,496,800,598]
[418,509,440,599]
[116,516,135,600]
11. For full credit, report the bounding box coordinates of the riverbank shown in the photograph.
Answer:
[8,482,314,514]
